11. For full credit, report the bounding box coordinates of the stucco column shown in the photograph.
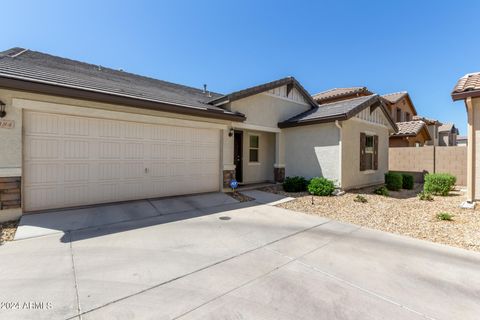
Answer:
[466,97,475,202]
[221,128,235,189]
[274,131,285,182]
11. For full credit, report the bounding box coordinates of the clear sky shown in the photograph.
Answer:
[3,0,479,134]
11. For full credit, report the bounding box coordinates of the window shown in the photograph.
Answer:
[396,108,402,122]
[249,135,259,162]
[364,136,374,170]
[360,133,378,171]
[405,112,411,121]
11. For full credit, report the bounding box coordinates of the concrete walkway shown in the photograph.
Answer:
[1,193,480,319]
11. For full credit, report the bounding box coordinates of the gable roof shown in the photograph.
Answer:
[279,94,397,130]
[438,123,458,134]
[412,115,442,126]
[208,76,318,107]
[381,91,418,115]
[391,120,431,140]
[451,72,480,100]
[312,87,372,104]
[0,47,245,121]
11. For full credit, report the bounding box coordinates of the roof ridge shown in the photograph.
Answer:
[382,91,407,96]
[312,86,366,97]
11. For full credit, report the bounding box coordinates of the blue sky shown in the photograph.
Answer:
[3,0,479,134]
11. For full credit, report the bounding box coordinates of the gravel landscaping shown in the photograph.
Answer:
[262,184,480,252]
[0,220,18,245]
[227,191,255,202]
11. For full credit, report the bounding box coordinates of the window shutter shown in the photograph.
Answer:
[373,135,379,170]
[360,133,366,171]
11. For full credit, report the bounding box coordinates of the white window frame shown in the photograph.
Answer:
[248,134,260,164]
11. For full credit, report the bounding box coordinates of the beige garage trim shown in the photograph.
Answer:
[23,111,220,211]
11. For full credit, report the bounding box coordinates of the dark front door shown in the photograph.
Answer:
[234,131,243,183]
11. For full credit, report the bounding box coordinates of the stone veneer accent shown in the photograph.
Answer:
[223,170,236,188]
[274,167,285,183]
[0,177,21,210]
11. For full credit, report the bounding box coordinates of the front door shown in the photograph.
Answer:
[234,131,243,183]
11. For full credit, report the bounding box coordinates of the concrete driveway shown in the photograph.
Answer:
[1,191,480,320]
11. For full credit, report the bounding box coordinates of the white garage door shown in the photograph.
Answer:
[23,111,220,211]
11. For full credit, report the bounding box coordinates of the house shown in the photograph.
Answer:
[382,92,432,147]
[412,115,443,146]
[0,48,396,220]
[451,72,480,203]
[457,135,467,146]
[438,123,459,146]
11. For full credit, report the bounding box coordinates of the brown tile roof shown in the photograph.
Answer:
[438,123,459,134]
[412,115,442,125]
[312,87,372,103]
[391,120,429,138]
[381,91,407,103]
[451,72,480,100]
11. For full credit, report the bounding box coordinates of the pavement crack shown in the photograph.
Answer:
[68,231,82,319]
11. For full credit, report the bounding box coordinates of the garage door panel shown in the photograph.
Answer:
[24,111,220,211]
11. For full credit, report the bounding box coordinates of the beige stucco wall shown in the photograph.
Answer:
[240,130,275,184]
[228,92,311,129]
[473,97,480,199]
[341,118,389,189]
[284,123,341,183]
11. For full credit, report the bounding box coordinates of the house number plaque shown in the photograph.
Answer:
[0,120,15,129]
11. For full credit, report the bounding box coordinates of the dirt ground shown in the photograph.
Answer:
[262,185,480,252]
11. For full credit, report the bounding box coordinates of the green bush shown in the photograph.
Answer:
[373,186,389,196]
[385,172,403,191]
[418,191,433,201]
[436,212,454,221]
[402,174,414,190]
[283,176,308,192]
[424,173,456,196]
[354,195,368,203]
[308,177,335,196]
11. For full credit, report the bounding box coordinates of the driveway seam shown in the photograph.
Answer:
[68,231,82,320]
[173,224,359,319]
[64,219,332,319]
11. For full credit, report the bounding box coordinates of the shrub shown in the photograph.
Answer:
[283,176,308,192]
[418,191,433,201]
[424,173,456,196]
[402,173,414,190]
[436,212,454,221]
[308,177,335,196]
[354,195,368,203]
[385,172,403,191]
[373,186,389,196]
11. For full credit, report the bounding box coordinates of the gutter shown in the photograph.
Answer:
[335,120,343,188]
[0,75,247,122]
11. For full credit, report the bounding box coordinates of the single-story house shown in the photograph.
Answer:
[457,135,467,146]
[0,48,396,220]
[451,72,480,203]
[438,123,459,146]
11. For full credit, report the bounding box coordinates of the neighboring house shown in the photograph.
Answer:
[312,87,373,104]
[451,72,480,203]
[0,48,397,220]
[457,135,467,146]
[382,91,432,147]
[438,123,459,146]
[413,115,443,146]
[389,121,432,147]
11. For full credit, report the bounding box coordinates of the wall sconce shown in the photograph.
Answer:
[0,101,6,118]
[228,128,234,137]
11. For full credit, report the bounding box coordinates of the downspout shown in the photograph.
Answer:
[466,97,475,203]
[335,120,342,188]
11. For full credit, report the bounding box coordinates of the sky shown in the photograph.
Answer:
[2,0,479,134]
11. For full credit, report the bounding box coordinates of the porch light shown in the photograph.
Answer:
[228,128,234,137]
[0,100,5,118]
